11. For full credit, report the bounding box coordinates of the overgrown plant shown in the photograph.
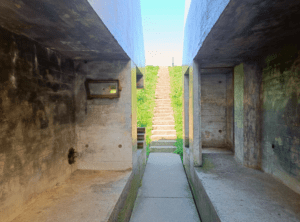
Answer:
[137,66,159,157]
[169,66,184,162]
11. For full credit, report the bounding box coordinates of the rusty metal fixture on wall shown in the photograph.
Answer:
[85,79,121,99]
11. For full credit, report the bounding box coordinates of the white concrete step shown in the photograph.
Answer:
[153,114,174,118]
[155,103,172,106]
[151,130,176,135]
[155,103,171,105]
[155,97,170,99]
[154,109,174,113]
[152,125,176,130]
[150,140,177,146]
[153,120,175,125]
[153,116,174,119]
[155,104,173,107]
[153,117,174,121]
[151,135,177,140]
[149,146,177,153]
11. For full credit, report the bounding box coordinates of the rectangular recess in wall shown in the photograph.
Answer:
[85,79,120,99]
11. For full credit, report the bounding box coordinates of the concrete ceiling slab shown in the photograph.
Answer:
[196,0,300,68]
[0,0,129,61]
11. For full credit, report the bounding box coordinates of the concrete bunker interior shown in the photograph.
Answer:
[183,0,300,221]
[0,0,146,221]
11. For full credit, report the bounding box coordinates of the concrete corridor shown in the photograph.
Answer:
[129,153,201,222]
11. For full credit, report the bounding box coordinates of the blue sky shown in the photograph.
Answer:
[141,0,187,66]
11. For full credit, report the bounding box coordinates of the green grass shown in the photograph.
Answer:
[169,66,184,162]
[137,66,159,157]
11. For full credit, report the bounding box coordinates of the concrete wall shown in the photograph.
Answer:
[74,60,135,171]
[88,0,145,71]
[260,46,300,193]
[0,26,77,221]
[233,45,300,193]
[182,0,230,66]
[201,74,227,148]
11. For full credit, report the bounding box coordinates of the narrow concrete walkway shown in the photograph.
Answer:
[129,153,201,222]
[150,66,177,152]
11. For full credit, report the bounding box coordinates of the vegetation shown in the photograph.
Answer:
[137,66,159,157]
[169,66,184,162]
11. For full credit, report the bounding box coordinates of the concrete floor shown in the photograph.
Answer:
[130,153,200,222]
[10,170,131,222]
[193,149,300,222]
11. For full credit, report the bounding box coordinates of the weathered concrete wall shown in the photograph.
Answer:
[75,60,134,171]
[0,26,77,221]
[201,74,227,147]
[182,0,230,66]
[261,46,300,193]
[200,69,234,149]
[88,0,145,71]
[234,64,244,164]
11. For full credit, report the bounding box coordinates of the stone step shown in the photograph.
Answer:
[154,109,174,113]
[151,130,176,135]
[155,101,172,103]
[153,115,174,119]
[149,146,177,153]
[155,103,172,106]
[153,114,174,118]
[155,104,173,106]
[155,103,171,105]
[152,125,176,130]
[153,117,174,121]
[150,140,177,146]
[153,120,175,125]
[151,135,177,140]
[155,97,170,99]
[155,93,170,96]
[154,109,173,112]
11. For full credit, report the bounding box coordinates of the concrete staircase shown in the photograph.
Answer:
[150,66,177,152]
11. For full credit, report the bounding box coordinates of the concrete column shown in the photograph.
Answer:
[234,64,244,164]
[243,62,262,169]
[184,72,190,148]
[189,61,202,167]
